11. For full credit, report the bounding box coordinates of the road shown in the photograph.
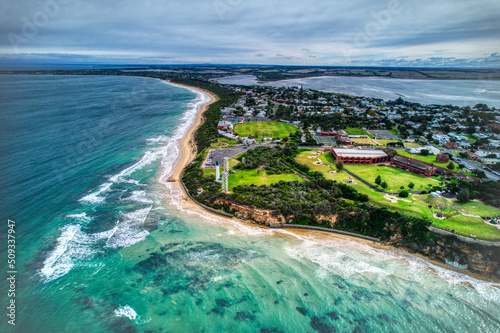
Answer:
[453,156,499,181]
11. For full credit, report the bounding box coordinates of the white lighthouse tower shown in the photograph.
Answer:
[215,160,220,181]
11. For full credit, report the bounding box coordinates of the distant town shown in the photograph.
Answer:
[214,84,500,180]
[185,80,500,249]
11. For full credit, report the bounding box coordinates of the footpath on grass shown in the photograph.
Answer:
[343,167,424,195]
[429,226,500,247]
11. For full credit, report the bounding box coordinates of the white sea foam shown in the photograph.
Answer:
[42,207,153,282]
[79,85,210,205]
[65,212,92,224]
[40,224,107,283]
[105,206,152,249]
[277,230,500,301]
[43,82,212,282]
[123,190,153,204]
[114,305,138,321]
[146,135,169,144]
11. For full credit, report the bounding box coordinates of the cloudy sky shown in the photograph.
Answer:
[1,0,499,67]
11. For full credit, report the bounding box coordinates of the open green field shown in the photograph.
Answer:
[343,128,373,138]
[349,184,500,241]
[295,150,351,182]
[465,135,477,141]
[229,169,303,189]
[343,127,366,135]
[345,164,438,191]
[210,137,239,149]
[404,142,422,148]
[374,139,400,146]
[351,138,375,145]
[235,122,297,139]
[396,150,460,169]
[293,150,500,240]
[389,129,399,136]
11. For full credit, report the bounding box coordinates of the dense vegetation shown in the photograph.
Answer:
[183,146,433,245]
[446,179,500,208]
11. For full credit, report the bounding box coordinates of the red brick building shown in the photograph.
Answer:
[331,148,388,165]
[436,153,450,163]
[443,142,457,149]
[391,155,437,177]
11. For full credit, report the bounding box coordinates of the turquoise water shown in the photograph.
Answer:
[0,75,499,332]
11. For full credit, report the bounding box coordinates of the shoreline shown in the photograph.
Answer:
[165,80,218,183]
[164,81,499,283]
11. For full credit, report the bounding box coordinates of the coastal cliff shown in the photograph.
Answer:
[225,201,500,279]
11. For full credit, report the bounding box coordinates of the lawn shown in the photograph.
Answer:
[465,135,477,142]
[295,150,351,182]
[212,137,239,146]
[396,150,460,169]
[404,142,422,148]
[351,138,376,145]
[229,169,303,189]
[389,129,399,136]
[343,127,366,135]
[350,185,500,241]
[235,122,297,139]
[374,139,400,146]
[293,151,500,241]
[430,215,500,241]
[345,164,437,191]
[343,127,373,138]
[416,195,500,218]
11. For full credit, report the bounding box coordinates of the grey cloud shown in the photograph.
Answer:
[0,0,499,67]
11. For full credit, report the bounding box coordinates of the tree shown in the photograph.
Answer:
[472,169,486,179]
[408,182,415,189]
[447,162,454,170]
[336,160,344,171]
[375,175,382,185]
[457,188,470,203]
[399,190,409,198]
[381,181,388,189]
[420,149,429,156]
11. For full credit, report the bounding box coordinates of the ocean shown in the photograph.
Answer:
[0,74,499,332]
[214,75,500,108]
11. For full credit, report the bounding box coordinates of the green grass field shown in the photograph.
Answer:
[295,150,351,182]
[396,150,460,169]
[235,122,298,139]
[343,128,366,135]
[351,138,375,145]
[229,169,303,189]
[210,137,239,148]
[375,139,400,146]
[293,150,500,241]
[350,184,500,241]
[404,142,422,148]
[345,164,438,191]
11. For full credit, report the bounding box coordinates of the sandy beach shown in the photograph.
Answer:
[167,81,218,182]
[164,81,497,282]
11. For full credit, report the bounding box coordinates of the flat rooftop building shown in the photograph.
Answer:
[331,148,388,164]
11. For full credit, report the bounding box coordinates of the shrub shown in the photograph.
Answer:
[457,188,470,203]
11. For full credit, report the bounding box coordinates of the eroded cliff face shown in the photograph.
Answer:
[224,201,500,278]
[386,227,500,278]
[230,202,283,225]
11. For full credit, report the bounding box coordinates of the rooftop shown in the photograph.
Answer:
[332,148,388,158]
[393,155,435,171]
